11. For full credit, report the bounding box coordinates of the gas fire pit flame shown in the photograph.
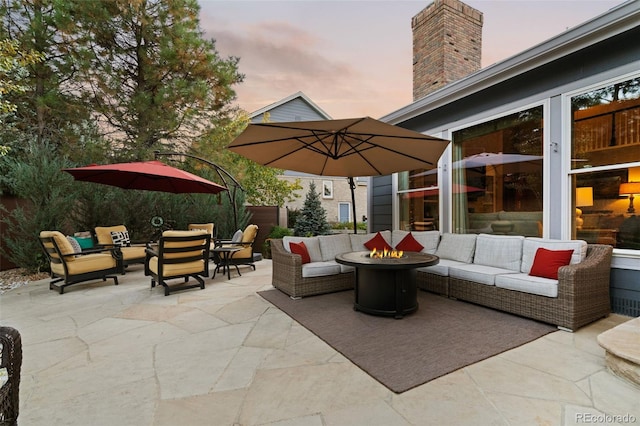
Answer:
[369,247,404,259]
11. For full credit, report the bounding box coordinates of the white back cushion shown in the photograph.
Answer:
[521,238,588,274]
[349,230,392,252]
[392,230,441,254]
[473,234,524,271]
[282,236,323,263]
[318,234,352,261]
[435,233,477,263]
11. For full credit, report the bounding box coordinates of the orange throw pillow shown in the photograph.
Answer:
[529,248,574,280]
[290,241,311,264]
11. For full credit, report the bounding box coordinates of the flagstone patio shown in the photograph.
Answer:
[1,261,638,425]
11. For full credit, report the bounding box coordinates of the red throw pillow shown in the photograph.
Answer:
[290,241,311,264]
[395,232,424,252]
[529,248,574,280]
[364,232,393,251]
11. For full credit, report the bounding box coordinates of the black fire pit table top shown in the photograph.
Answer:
[335,251,439,269]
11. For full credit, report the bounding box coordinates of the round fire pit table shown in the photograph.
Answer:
[335,251,439,319]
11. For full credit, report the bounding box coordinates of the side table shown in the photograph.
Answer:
[212,247,242,280]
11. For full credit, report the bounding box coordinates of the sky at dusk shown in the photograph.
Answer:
[198,0,626,119]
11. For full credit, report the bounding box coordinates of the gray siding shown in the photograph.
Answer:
[251,98,328,123]
[371,176,393,232]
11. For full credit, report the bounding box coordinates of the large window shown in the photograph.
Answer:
[398,167,439,231]
[571,76,640,249]
[451,106,544,236]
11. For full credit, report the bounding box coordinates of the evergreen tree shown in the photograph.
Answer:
[294,182,330,237]
[71,0,243,159]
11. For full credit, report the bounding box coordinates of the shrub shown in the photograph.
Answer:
[262,225,293,258]
[293,182,330,237]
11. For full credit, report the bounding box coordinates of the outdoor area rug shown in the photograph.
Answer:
[258,289,556,393]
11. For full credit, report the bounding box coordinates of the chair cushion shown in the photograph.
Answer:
[449,264,517,286]
[435,233,476,263]
[40,231,75,262]
[318,233,352,261]
[417,258,467,276]
[242,225,258,243]
[188,223,214,237]
[148,257,205,277]
[51,253,117,276]
[301,261,342,278]
[161,230,208,259]
[120,246,146,261]
[495,273,558,297]
[473,234,524,271]
[95,225,127,245]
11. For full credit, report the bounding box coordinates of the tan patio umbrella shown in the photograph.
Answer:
[227,117,450,233]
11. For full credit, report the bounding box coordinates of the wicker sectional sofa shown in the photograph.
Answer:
[270,231,613,331]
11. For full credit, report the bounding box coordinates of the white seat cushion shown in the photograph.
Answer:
[417,258,467,276]
[495,273,558,297]
[449,264,517,286]
[301,261,342,278]
[473,234,524,271]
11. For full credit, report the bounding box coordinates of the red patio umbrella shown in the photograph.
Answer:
[63,160,228,194]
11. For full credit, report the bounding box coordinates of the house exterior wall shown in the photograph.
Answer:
[250,97,329,123]
[279,175,368,225]
[373,7,640,316]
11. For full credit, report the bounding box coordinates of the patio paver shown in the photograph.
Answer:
[1,260,638,426]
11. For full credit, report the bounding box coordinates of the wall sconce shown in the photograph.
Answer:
[575,187,593,230]
[619,182,640,214]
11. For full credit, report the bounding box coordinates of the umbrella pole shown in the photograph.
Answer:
[349,177,357,234]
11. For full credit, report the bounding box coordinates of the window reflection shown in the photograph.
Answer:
[398,168,439,231]
[571,76,640,249]
[451,106,544,236]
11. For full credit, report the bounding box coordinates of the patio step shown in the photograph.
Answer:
[597,317,640,388]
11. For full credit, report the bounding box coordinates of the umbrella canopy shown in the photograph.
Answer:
[228,117,449,177]
[63,160,228,194]
[228,117,450,232]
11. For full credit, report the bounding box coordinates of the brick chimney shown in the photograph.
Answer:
[412,0,483,101]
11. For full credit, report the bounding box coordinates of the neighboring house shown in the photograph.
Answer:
[370,0,640,316]
[249,91,331,123]
[249,91,368,226]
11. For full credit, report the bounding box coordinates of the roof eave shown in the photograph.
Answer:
[382,0,640,125]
